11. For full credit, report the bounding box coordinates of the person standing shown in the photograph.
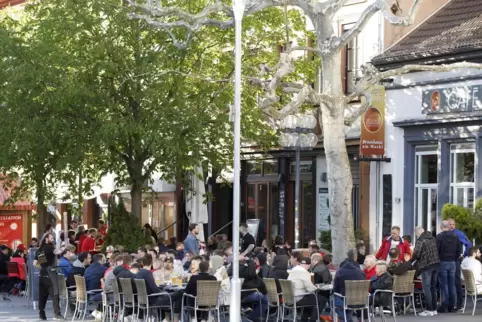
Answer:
[80,229,97,254]
[240,222,255,252]
[436,220,462,313]
[412,226,440,317]
[376,226,411,263]
[184,223,200,256]
[448,218,471,311]
[34,232,63,320]
[97,220,108,236]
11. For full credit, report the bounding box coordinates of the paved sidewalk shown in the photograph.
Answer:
[2,295,482,321]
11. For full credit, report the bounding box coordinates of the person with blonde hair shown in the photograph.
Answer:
[363,255,377,280]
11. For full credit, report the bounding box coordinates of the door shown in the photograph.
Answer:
[245,182,278,245]
[416,187,437,234]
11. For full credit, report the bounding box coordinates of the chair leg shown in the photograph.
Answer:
[463,290,468,314]
[472,294,477,316]
[82,302,87,322]
[71,301,79,322]
[411,295,417,316]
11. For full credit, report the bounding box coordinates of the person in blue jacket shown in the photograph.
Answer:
[333,249,366,322]
[58,245,76,277]
[448,218,471,311]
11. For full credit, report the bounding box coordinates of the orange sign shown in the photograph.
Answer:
[360,85,385,156]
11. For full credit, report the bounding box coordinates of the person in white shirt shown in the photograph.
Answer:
[288,253,327,320]
[461,246,482,292]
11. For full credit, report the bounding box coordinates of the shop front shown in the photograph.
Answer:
[241,157,317,247]
[373,76,482,243]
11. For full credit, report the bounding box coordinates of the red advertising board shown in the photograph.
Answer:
[0,214,23,249]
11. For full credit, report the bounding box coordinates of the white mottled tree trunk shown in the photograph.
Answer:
[320,54,355,265]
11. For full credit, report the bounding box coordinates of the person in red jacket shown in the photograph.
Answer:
[80,228,97,254]
[376,226,411,263]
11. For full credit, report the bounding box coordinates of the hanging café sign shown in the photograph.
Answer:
[422,84,482,114]
[360,85,386,156]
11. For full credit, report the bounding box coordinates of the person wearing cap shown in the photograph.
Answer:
[288,253,327,321]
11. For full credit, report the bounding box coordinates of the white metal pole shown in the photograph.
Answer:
[230,2,244,320]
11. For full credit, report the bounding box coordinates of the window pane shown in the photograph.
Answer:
[468,188,475,208]
[247,161,262,175]
[455,152,475,183]
[414,188,419,227]
[420,154,438,184]
[247,184,256,219]
[430,189,437,234]
[347,71,356,93]
[263,161,277,175]
[302,182,314,247]
[422,189,428,230]
[451,143,475,151]
[456,188,464,206]
[257,184,268,244]
[416,145,438,152]
[271,184,279,237]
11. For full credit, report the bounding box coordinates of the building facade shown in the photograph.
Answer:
[371,0,482,246]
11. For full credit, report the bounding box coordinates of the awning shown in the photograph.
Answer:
[0,179,34,211]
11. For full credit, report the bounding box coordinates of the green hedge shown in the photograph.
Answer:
[441,199,482,244]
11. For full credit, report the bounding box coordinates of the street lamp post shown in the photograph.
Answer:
[279,114,318,249]
[231,1,246,322]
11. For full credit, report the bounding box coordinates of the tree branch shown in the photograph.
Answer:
[357,61,482,93]
[344,92,372,126]
[331,0,422,51]
[345,61,482,126]
[127,0,319,49]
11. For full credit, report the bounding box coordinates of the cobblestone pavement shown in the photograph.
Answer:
[1,295,482,321]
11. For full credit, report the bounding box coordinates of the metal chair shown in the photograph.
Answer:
[110,278,122,322]
[181,280,222,322]
[334,280,371,322]
[57,273,74,318]
[134,279,173,322]
[392,271,417,316]
[462,269,482,315]
[72,275,102,322]
[119,278,137,321]
[371,289,396,322]
[264,278,281,322]
[22,263,28,299]
[279,279,320,322]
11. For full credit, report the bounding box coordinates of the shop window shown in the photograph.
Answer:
[450,143,475,208]
[290,161,312,174]
[263,161,277,175]
[247,161,262,175]
[414,146,438,233]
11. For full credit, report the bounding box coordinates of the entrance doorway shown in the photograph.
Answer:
[246,182,278,244]
[414,146,438,234]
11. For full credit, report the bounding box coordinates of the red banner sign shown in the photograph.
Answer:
[0,214,23,249]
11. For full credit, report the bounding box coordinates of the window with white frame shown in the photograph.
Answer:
[414,145,438,233]
[450,143,475,208]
